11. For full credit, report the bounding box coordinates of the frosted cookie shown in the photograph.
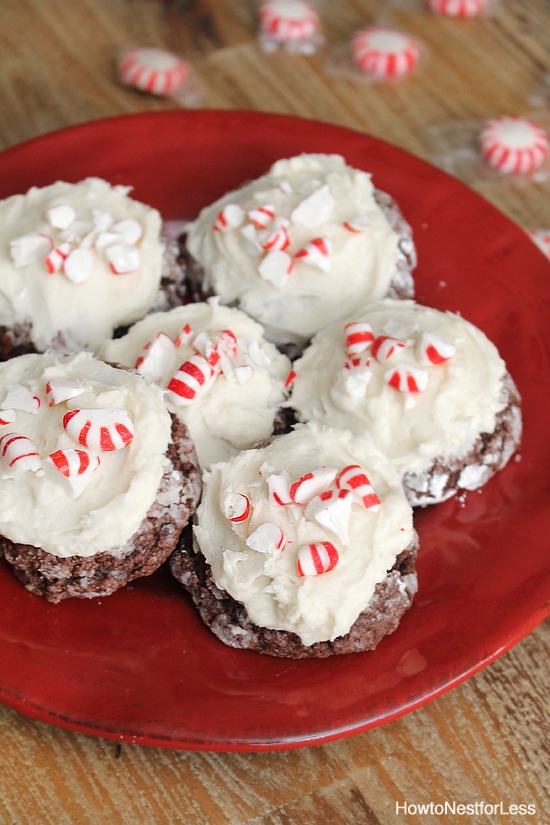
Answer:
[171,423,418,658]
[100,300,291,466]
[287,300,522,506]
[0,178,186,359]
[184,154,416,351]
[0,352,201,601]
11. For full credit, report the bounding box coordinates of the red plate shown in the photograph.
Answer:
[1,111,549,751]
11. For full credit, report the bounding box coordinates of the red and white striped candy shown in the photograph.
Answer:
[416,332,456,365]
[10,232,53,268]
[259,0,321,42]
[45,378,85,406]
[0,432,41,473]
[212,328,238,359]
[223,492,251,523]
[426,0,488,16]
[289,467,338,505]
[304,488,353,543]
[45,242,71,274]
[526,228,550,260]
[118,47,189,96]
[46,449,101,498]
[284,369,297,389]
[351,27,422,79]
[46,204,76,230]
[166,352,216,406]
[1,384,40,414]
[63,408,134,451]
[174,323,194,348]
[63,248,93,284]
[0,409,16,427]
[297,541,339,577]
[336,464,380,510]
[479,116,549,175]
[294,237,332,272]
[259,250,293,287]
[214,204,246,233]
[246,522,287,556]
[261,219,291,252]
[343,215,370,233]
[135,332,177,381]
[248,205,275,229]
[371,335,407,363]
[344,321,374,356]
[105,242,140,274]
[385,364,429,393]
[266,471,293,506]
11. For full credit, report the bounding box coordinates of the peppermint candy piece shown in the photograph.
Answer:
[351,27,422,79]
[294,237,332,272]
[297,541,339,577]
[45,378,85,407]
[371,335,407,363]
[341,354,372,399]
[526,228,550,260]
[222,492,251,523]
[259,0,321,42]
[344,321,375,356]
[304,488,353,544]
[284,369,297,389]
[336,464,380,510]
[266,470,293,506]
[479,116,550,175]
[46,449,101,499]
[214,204,246,233]
[260,219,291,252]
[135,332,178,382]
[259,250,293,287]
[111,218,143,245]
[385,363,429,393]
[174,323,194,348]
[118,47,189,96]
[289,467,338,505]
[63,408,134,451]
[343,216,370,233]
[46,204,76,229]
[246,522,287,557]
[10,232,53,268]
[290,185,334,228]
[426,0,488,16]
[45,242,71,274]
[0,432,41,473]
[166,352,216,406]
[1,384,40,414]
[105,243,141,274]
[416,332,456,365]
[0,410,16,427]
[248,205,275,229]
[63,248,93,284]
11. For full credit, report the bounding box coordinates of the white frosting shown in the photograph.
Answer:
[0,352,172,557]
[288,300,509,477]
[0,178,165,352]
[194,423,414,646]
[185,154,402,345]
[100,300,291,466]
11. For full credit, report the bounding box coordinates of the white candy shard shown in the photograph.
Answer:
[0,432,41,473]
[214,204,246,233]
[111,218,143,245]
[46,204,77,229]
[289,466,338,505]
[290,184,334,227]
[341,354,372,399]
[266,470,293,505]
[0,409,16,427]
[258,250,293,287]
[246,522,286,556]
[343,215,370,232]
[63,247,94,284]
[105,242,141,274]
[297,541,339,577]
[10,232,53,267]
[336,464,380,510]
[222,492,251,523]
[294,236,332,272]
[385,363,429,393]
[63,407,134,451]
[45,378,85,407]
[304,488,353,544]
[59,220,94,244]
[1,384,40,414]
[135,332,178,382]
[166,352,216,406]
[416,331,456,365]
[45,448,101,499]
[234,365,254,384]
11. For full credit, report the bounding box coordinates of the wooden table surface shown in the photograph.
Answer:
[0,1,549,823]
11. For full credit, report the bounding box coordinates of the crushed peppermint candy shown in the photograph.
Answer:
[294,237,332,272]
[385,363,429,393]
[45,378,85,407]
[63,407,135,452]
[297,541,339,577]
[246,522,287,556]
[0,432,42,473]
[1,384,40,414]
[45,448,101,499]
[223,491,251,523]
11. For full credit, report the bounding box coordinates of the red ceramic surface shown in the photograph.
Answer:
[0,111,549,752]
